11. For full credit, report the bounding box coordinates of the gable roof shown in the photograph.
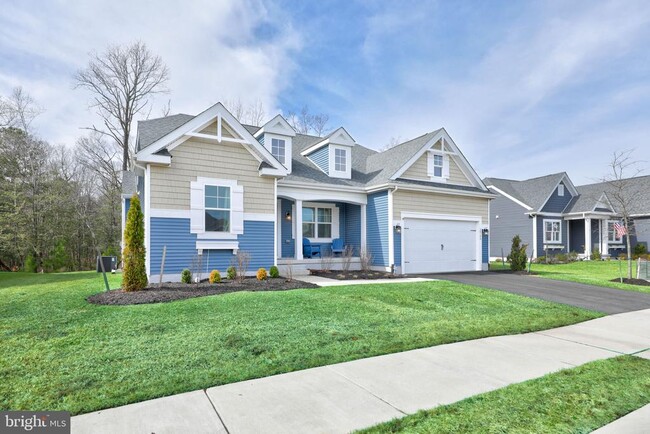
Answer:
[135,108,488,193]
[483,172,568,211]
[567,176,650,215]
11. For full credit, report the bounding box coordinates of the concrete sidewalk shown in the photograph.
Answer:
[299,275,434,287]
[71,309,650,434]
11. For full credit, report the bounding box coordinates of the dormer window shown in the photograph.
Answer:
[271,138,286,164]
[334,148,347,172]
[432,154,443,177]
[558,184,564,196]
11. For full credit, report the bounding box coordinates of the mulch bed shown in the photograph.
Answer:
[87,277,319,306]
[308,269,403,280]
[609,278,650,286]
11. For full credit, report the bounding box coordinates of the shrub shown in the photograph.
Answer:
[592,249,601,261]
[45,240,70,272]
[619,253,627,261]
[556,253,568,263]
[256,268,268,280]
[24,255,37,273]
[209,270,221,283]
[568,251,579,262]
[507,235,528,271]
[634,243,648,256]
[269,265,280,278]
[535,255,546,264]
[234,251,251,283]
[122,194,147,291]
[181,269,192,284]
[227,266,237,280]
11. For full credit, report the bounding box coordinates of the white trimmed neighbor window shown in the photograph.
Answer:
[607,220,623,243]
[558,184,565,196]
[302,207,332,239]
[271,138,286,164]
[334,148,347,172]
[205,185,230,232]
[544,219,562,243]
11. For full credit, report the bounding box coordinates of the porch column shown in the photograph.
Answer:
[601,220,609,256]
[295,199,303,260]
[360,204,367,254]
[584,217,592,259]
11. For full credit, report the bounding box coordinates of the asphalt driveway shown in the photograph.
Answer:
[427,272,650,314]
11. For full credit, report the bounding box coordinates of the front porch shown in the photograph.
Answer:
[567,216,627,259]
[276,196,367,275]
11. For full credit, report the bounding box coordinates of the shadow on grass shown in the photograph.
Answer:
[0,271,112,290]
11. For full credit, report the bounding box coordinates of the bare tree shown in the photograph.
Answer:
[224,98,245,122]
[0,87,43,131]
[286,106,330,136]
[75,41,170,170]
[379,136,402,152]
[601,150,647,278]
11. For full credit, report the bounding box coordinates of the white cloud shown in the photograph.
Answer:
[0,0,301,145]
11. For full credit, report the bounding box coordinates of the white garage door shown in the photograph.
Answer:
[403,218,479,274]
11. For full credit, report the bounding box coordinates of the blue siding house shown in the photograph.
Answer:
[124,102,494,281]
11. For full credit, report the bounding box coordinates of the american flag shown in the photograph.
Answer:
[614,222,627,238]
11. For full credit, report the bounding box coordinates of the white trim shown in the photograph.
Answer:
[136,154,171,165]
[295,199,303,260]
[390,129,487,190]
[243,213,275,221]
[532,215,538,259]
[274,179,278,267]
[542,218,562,244]
[136,102,287,175]
[278,180,366,193]
[585,217,592,259]
[144,164,151,280]
[558,184,565,196]
[278,184,367,205]
[538,173,579,212]
[400,211,482,223]
[196,240,239,251]
[388,189,395,268]
[276,198,281,260]
[254,114,297,138]
[121,196,127,253]
[148,208,273,222]
[367,182,496,199]
[301,202,340,242]
[486,185,533,210]
[606,219,624,245]
[328,144,352,179]
[266,133,292,172]
[300,127,356,156]
[360,204,367,254]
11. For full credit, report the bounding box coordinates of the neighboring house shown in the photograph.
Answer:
[484,173,650,259]
[122,102,494,281]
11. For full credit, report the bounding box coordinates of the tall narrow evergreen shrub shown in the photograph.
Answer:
[507,235,528,271]
[122,194,147,291]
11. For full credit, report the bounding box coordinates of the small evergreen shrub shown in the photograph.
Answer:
[556,253,568,263]
[226,266,237,280]
[181,269,192,284]
[507,235,528,271]
[568,251,579,262]
[535,255,546,264]
[256,268,268,280]
[269,265,280,278]
[592,249,601,261]
[209,270,221,283]
[122,194,148,291]
[634,243,648,256]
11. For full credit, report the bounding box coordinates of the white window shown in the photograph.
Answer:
[558,184,565,196]
[607,220,623,243]
[205,186,230,232]
[302,207,332,239]
[544,219,562,243]
[433,154,443,177]
[271,138,286,164]
[427,152,448,180]
[334,148,347,172]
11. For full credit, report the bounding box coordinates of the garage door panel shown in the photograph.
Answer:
[403,217,478,274]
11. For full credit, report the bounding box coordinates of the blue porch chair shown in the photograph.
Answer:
[331,238,344,256]
[303,238,321,258]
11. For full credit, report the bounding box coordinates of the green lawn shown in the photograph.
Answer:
[0,272,600,415]
[358,355,650,434]
[490,260,650,293]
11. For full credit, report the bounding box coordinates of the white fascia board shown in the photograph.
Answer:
[136,102,286,174]
[136,154,171,165]
[486,185,533,210]
[278,180,366,193]
[368,182,496,199]
[254,114,296,138]
[537,173,575,212]
[300,138,354,156]
[277,184,367,205]
[593,192,615,212]
[389,131,444,181]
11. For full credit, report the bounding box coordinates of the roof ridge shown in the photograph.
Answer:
[138,113,193,123]
[375,130,440,154]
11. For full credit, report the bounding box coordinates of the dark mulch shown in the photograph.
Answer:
[308,269,402,280]
[87,277,319,306]
[490,269,538,275]
[609,277,650,286]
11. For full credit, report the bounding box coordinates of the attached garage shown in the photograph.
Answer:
[401,215,481,274]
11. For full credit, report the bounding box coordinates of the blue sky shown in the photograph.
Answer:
[1,0,648,183]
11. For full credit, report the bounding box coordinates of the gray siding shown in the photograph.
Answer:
[489,194,533,257]
[541,182,573,213]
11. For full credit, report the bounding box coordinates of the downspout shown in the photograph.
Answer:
[388,186,398,273]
